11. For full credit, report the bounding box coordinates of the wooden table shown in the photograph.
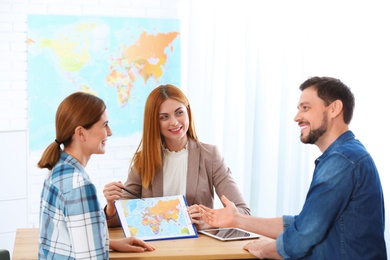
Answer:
[13,228,257,259]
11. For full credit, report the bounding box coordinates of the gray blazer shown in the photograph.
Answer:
[107,138,250,227]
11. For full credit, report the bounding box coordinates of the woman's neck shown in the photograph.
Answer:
[164,136,188,152]
[64,147,90,168]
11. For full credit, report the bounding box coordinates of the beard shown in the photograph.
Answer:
[300,113,328,144]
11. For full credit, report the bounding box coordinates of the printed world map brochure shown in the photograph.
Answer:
[115,195,198,241]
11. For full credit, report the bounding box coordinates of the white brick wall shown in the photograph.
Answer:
[0,0,181,256]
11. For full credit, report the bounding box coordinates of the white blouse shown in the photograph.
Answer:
[162,145,188,197]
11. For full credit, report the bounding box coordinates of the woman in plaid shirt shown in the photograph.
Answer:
[37,92,154,259]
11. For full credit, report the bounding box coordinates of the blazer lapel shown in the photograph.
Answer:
[152,168,164,197]
[186,138,200,205]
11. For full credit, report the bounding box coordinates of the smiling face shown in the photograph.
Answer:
[294,87,330,145]
[84,110,112,155]
[158,98,189,151]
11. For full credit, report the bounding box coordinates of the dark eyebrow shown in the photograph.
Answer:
[298,102,310,108]
[159,106,184,115]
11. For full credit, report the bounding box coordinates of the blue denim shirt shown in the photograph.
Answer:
[276,131,387,259]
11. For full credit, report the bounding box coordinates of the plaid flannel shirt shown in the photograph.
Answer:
[38,153,109,259]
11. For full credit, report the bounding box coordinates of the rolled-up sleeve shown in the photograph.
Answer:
[276,215,295,259]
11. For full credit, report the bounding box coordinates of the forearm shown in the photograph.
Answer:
[244,239,283,259]
[105,206,122,228]
[105,202,116,219]
[236,215,283,239]
[262,240,283,259]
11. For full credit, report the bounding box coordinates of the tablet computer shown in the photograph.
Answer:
[199,228,261,241]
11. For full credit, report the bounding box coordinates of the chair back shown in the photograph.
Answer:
[0,249,10,260]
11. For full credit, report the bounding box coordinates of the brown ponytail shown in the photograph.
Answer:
[37,92,106,170]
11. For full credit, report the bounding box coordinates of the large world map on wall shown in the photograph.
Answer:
[27,15,180,151]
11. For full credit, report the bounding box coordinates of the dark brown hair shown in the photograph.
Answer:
[300,76,355,124]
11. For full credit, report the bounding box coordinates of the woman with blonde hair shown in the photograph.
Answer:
[104,84,250,230]
[38,92,154,259]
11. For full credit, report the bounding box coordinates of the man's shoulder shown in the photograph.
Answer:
[327,135,373,167]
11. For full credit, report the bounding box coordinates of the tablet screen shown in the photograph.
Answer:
[199,228,261,241]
